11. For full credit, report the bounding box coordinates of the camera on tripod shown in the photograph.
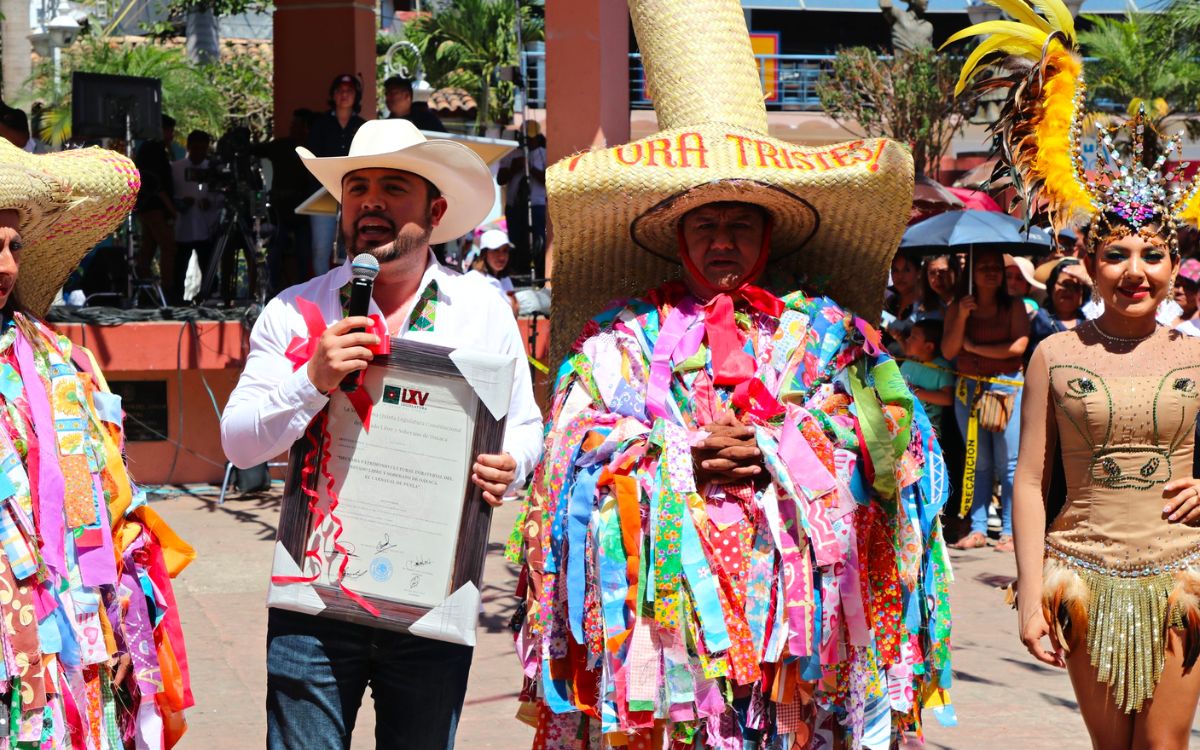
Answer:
[207,127,269,221]
[196,126,273,306]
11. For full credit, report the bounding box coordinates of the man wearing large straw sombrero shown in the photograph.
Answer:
[220,119,543,749]
[506,0,955,746]
[0,141,196,745]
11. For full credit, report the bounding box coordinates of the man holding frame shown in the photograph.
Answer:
[220,119,543,750]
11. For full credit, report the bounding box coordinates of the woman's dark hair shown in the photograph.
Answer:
[327,74,363,114]
[1045,257,1090,318]
[919,254,958,312]
[955,249,1013,306]
[481,245,510,279]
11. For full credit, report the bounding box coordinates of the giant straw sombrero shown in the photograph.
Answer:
[548,0,915,365]
[0,140,140,314]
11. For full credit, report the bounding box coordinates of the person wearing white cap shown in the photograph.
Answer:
[464,228,518,315]
[1004,253,1045,318]
[219,119,543,750]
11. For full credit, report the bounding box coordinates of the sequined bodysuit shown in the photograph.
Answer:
[1029,324,1200,712]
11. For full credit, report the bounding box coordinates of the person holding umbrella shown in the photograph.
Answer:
[942,249,1029,551]
[900,209,1046,550]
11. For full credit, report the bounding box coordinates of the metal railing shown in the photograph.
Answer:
[519,50,1134,113]
[521,50,839,111]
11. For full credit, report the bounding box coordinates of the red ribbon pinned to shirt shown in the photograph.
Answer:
[285,296,391,431]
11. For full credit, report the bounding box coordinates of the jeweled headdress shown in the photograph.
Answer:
[947,0,1200,253]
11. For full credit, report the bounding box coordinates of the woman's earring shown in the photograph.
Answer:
[1091,285,1101,305]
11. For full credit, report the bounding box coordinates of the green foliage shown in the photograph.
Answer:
[207,41,274,139]
[1077,10,1200,133]
[22,31,273,145]
[816,47,968,177]
[165,0,269,16]
[401,0,544,132]
[23,33,224,145]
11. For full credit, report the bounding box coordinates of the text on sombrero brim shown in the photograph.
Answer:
[566,133,889,175]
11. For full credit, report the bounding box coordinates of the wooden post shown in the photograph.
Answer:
[272,0,378,135]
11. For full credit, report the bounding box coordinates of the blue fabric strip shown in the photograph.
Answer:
[596,499,629,644]
[91,391,123,425]
[567,464,601,644]
[541,657,575,715]
[679,509,730,652]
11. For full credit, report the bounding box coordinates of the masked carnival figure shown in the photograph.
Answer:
[0,140,194,748]
[506,0,955,747]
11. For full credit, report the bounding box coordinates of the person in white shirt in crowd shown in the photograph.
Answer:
[0,106,51,154]
[464,228,518,316]
[219,119,543,750]
[170,130,222,303]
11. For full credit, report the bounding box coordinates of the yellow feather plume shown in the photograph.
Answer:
[1178,185,1200,229]
[942,19,1050,50]
[980,0,1053,33]
[946,0,1092,232]
[1034,49,1096,225]
[1027,0,1076,39]
[953,34,1042,95]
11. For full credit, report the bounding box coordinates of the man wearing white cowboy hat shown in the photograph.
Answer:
[220,119,542,750]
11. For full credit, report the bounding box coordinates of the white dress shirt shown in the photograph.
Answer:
[220,252,544,487]
[170,157,223,244]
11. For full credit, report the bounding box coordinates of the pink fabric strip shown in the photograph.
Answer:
[76,474,117,587]
[777,411,840,567]
[645,298,702,422]
[14,331,67,577]
[778,499,814,658]
[839,522,872,647]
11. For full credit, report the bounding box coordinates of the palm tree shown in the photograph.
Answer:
[1077,11,1200,139]
[403,0,543,133]
[22,34,225,145]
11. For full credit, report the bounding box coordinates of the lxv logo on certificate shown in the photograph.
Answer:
[383,385,430,407]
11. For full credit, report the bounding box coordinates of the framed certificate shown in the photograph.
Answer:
[270,339,515,643]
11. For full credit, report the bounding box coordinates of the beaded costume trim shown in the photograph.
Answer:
[1046,541,1200,578]
[1043,549,1198,712]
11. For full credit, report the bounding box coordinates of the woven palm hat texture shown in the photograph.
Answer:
[0,139,140,315]
[547,0,914,366]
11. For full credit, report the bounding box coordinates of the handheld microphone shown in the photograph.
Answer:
[341,253,381,393]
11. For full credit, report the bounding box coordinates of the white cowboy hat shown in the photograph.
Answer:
[296,119,495,244]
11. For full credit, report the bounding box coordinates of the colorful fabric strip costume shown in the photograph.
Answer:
[508,283,953,748]
[0,315,193,748]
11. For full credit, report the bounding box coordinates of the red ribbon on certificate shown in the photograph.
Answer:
[270,413,381,616]
[274,296,385,616]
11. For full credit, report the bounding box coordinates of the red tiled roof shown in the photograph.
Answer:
[429,87,476,114]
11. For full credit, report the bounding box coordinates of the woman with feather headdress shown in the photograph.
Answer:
[948,1,1200,746]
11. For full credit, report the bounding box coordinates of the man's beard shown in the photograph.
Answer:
[344,210,434,263]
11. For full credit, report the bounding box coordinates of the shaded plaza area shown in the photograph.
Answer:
[163,486,1200,748]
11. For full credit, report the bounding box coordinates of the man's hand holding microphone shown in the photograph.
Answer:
[306,254,381,394]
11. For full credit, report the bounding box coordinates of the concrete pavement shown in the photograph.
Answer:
[161,487,1199,748]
